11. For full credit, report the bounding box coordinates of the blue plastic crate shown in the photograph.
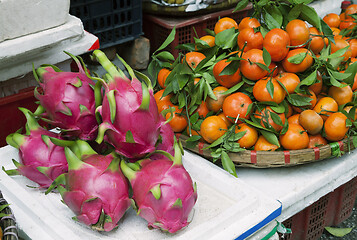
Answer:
[70,0,143,48]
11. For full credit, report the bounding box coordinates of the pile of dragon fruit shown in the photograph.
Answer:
[5,50,198,233]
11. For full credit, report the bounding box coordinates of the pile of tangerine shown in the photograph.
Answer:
[154,4,357,152]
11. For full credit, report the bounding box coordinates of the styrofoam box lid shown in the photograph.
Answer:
[0,15,98,82]
[0,146,281,240]
[0,0,70,42]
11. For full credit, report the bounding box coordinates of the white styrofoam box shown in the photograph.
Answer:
[237,148,357,222]
[0,15,98,83]
[308,0,344,17]
[0,146,281,240]
[0,0,70,42]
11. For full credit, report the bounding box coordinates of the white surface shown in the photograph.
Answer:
[0,0,70,42]
[0,15,98,82]
[0,146,281,240]
[309,0,343,16]
[236,149,357,221]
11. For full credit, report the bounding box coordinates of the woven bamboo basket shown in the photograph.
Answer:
[178,134,355,168]
[0,191,19,240]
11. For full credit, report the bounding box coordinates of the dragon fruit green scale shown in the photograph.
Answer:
[92,50,164,160]
[47,140,131,232]
[33,52,98,141]
[121,139,198,233]
[5,107,68,188]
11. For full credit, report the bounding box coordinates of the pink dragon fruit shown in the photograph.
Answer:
[46,140,131,232]
[5,107,68,188]
[33,52,98,141]
[92,50,164,160]
[120,139,197,233]
[149,119,175,160]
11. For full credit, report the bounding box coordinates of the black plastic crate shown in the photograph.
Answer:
[70,0,143,49]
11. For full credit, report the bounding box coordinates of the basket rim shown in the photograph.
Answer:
[0,191,19,240]
[178,134,355,168]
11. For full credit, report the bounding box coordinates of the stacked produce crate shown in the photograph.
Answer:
[142,0,253,58]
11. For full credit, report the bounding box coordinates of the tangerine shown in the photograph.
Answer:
[263,28,290,62]
[165,105,188,133]
[324,112,349,141]
[222,92,253,123]
[279,123,309,150]
[235,123,258,149]
[282,48,314,73]
[285,19,310,47]
[213,58,242,88]
[253,78,286,104]
[254,135,279,151]
[240,49,269,80]
[214,17,238,34]
[206,86,229,113]
[238,17,260,31]
[323,13,341,28]
[184,52,206,69]
[157,68,171,88]
[313,97,338,121]
[237,27,263,52]
[308,134,328,148]
[276,72,300,94]
[200,115,228,143]
[328,84,353,106]
[299,109,324,135]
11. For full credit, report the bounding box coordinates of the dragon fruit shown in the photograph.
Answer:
[149,119,175,160]
[5,107,68,188]
[120,139,197,233]
[92,50,164,160]
[33,52,99,141]
[46,140,131,232]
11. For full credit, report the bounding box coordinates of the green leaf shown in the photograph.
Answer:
[353,135,357,148]
[328,70,351,80]
[287,94,313,107]
[321,20,334,44]
[324,227,352,237]
[327,46,349,59]
[219,60,240,76]
[267,78,275,100]
[154,27,176,54]
[223,142,244,153]
[221,151,237,177]
[155,51,175,62]
[288,51,307,64]
[255,62,270,71]
[287,4,301,22]
[344,61,357,85]
[270,111,283,126]
[300,5,321,30]
[270,103,286,114]
[261,130,280,147]
[257,0,269,7]
[263,47,272,67]
[186,135,202,142]
[297,70,317,89]
[206,133,226,149]
[222,81,244,95]
[328,69,347,88]
[233,0,249,12]
[263,6,283,29]
[215,28,238,49]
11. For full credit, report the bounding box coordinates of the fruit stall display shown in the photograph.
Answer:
[1,0,357,237]
[147,0,357,176]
